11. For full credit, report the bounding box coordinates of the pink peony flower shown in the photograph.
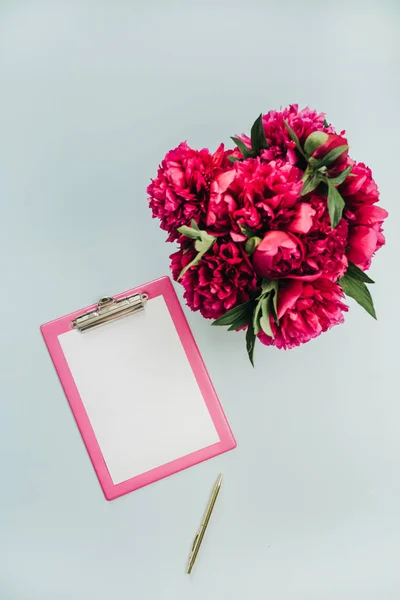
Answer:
[252,210,349,283]
[339,162,388,269]
[206,158,304,236]
[346,204,388,270]
[340,161,380,208]
[170,241,258,320]
[258,278,348,349]
[147,142,230,241]
[235,105,335,165]
[301,195,349,281]
[305,218,349,281]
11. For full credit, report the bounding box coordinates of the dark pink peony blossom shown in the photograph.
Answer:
[340,161,379,208]
[206,158,304,236]
[170,241,258,320]
[305,218,349,281]
[147,142,230,241]
[258,278,348,349]
[302,195,349,281]
[339,162,388,270]
[235,105,335,165]
[346,204,388,270]
[252,203,348,283]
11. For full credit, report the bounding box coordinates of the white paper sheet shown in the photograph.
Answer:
[58,295,220,484]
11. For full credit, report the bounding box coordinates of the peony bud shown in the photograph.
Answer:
[304,131,348,168]
[304,131,329,156]
[245,236,262,256]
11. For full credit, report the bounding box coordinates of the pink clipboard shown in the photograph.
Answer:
[41,276,236,500]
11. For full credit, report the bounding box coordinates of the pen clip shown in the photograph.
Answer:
[187,532,199,574]
[191,532,199,552]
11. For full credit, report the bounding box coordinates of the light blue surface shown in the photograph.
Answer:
[1,1,399,598]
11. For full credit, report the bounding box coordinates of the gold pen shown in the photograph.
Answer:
[186,474,223,574]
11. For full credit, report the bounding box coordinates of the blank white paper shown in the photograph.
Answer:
[58,295,220,484]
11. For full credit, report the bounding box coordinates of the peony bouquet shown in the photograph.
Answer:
[147,105,388,364]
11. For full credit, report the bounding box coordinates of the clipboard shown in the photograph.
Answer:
[40,276,236,500]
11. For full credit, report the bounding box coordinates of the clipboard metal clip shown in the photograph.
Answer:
[72,293,148,332]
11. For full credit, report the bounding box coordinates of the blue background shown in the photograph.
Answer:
[1,1,399,598]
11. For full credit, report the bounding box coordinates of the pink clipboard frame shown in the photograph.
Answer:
[41,276,236,500]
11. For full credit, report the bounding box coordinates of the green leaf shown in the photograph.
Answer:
[227,312,251,331]
[178,221,203,240]
[301,173,321,196]
[212,301,252,327]
[271,287,279,324]
[245,236,261,256]
[261,279,276,295]
[194,232,216,252]
[228,155,241,163]
[260,297,274,338]
[231,136,253,159]
[250,114,269,154]
[345,261,375,284]
[252,298,263,335]
[339,275,377,319]
[327,181,345,229]
[178,231,216,279]
[283,120,306,158]
[239,223,256,238]
[310,145,348,169]
[327,166,352,186]
[323,119,329,127]
[177,225,201,240]
[177,251,205,280]
[246,322,256,367]
[226,300,255,331]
